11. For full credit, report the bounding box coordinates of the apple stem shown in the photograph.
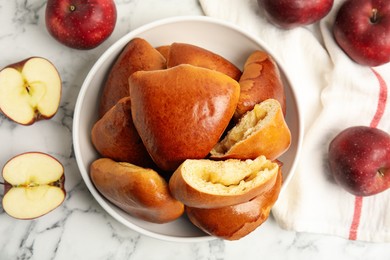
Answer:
[370,8,378,24]
[69,5,76,12]
[0,182,4,186]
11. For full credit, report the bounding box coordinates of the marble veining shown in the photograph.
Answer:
[0,0,389,259]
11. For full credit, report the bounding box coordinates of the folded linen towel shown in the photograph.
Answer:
[200,0,390,242]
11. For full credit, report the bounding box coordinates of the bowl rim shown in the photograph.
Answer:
[73,15,304,243]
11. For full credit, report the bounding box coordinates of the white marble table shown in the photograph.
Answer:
[0,0,389,259]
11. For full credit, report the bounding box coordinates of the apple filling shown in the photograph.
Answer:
[182,156,278,195]
[212,100,272,155]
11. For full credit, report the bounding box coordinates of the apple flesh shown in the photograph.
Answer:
[2,152,66,219]
[257,0,334,29]
[328,126,390,196]
[45,0,117,50]
[0,57,62,125]
[333,0,390,66]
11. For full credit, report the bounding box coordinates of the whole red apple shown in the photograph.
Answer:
[333,0,390,67]
[257,0,334,29]
[45,0,117,50]
[328,126,390,196]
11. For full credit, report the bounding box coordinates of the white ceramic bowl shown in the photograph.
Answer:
[73,16,303,242]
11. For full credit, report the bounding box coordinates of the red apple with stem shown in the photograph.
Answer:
[333,0,390,67]
[45,0,117,50]
[257,0,334,29]
[328,126,390,196]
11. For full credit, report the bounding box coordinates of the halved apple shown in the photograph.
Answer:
[2,152,65,219]
[0,57,62,125]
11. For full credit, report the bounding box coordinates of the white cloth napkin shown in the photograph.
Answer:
[200,0,390,242]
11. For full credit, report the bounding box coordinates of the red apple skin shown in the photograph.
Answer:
[257,0,334,29]
[3,182,12,194]
[45,0,117,50]
[333,0,390,67]
[328,126,390,196]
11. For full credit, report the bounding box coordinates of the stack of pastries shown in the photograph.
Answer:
[89,38,291,240]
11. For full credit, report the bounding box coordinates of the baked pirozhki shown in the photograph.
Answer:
[91,97,155,168]
[210,99,291,161]
[87,37,293,240]
[236,50,286,119]
[129,64,240,171]
[168,155,279,209]
[186,167,282,240]
[155,45,170,60]
[90,158,184,224]
[167,42,242,81]
[99,37,166,117]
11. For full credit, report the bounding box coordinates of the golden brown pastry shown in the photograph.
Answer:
[169,156,279,209]
[167,42,242,81]
[129,64,240,171]
[186,167,282,240]
[236,50,286,119]
[99,37,166,117]
[210,99,291,161]
[90,158,184,223]
[155,45,170,61]
[88,38,293,240]
[91,97,155,168]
